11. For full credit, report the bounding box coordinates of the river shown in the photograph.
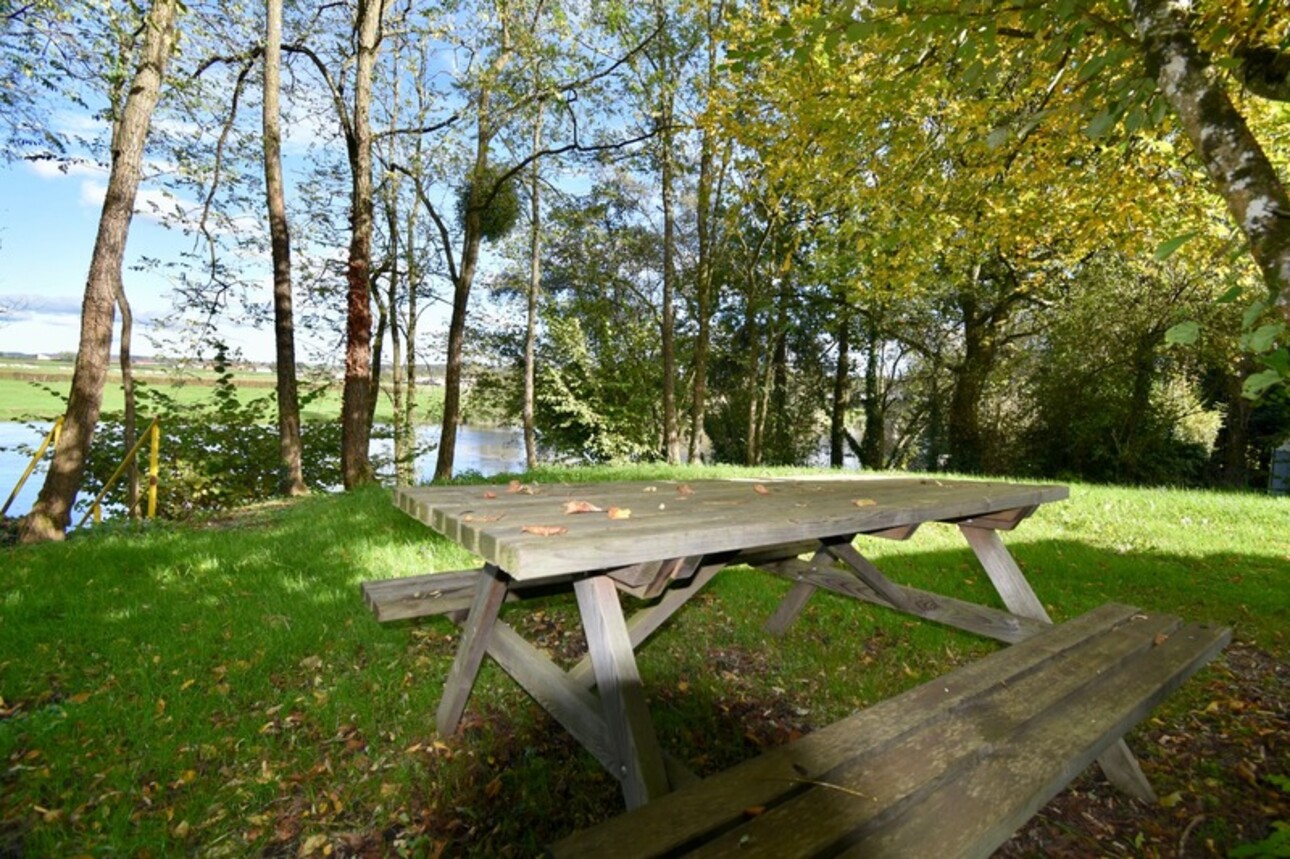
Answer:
[0,421,527,519]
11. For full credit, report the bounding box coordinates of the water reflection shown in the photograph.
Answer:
[0,421,528,519]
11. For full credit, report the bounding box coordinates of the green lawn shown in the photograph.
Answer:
[0,468,1286,856]
[0,368,444,424]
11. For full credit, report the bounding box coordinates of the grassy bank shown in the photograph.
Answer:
[0,468,1286,856]
[0,371,445,424]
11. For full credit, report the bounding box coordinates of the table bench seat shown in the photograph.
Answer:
[549,602,1230,859]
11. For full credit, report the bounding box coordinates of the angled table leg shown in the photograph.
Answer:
[436,564,509,736]
[960,524,1157,802]
[764,547,832,636]
[575,575,671,809]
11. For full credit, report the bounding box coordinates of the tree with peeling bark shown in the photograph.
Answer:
[20,0,181,542]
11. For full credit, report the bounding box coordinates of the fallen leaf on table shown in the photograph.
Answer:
[753,484,771,495]
[521,525,567,537]
[562,500,603,514]
[852,498,876,507]
[607,507,632,520]
[677,483,694,497]
[507,479,523,493]
[462,513,502,523]
[483,490,497,499]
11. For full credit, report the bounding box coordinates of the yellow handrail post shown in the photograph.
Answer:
[1,415,64,518]
[147,421,160,519]
[76,417,161,529]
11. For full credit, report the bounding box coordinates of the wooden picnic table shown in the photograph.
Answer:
[375,476,1155,810]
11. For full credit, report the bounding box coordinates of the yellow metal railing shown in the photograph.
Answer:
[1,416,64,517]
[76,418,161,528]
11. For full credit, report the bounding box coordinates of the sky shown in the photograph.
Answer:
[0,157,295,361]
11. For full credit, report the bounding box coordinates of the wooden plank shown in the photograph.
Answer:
[392,480,1069,582]
[959,525,1051,623]
[569,559,729,688]
[757,559,1048,644]
[574,576,671,808]
[625,611,1198,859]
[435,565,509,736]
[837,622,1233,859]
[548,604,1143,858]
[483,620,621,775]
[762,547,833,636]
[942,505,1037,531]
[959,524,1156,800]
[362,569,499,621]
[821,537,910,611]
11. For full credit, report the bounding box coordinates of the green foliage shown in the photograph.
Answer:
[455,163,521,243]
[83,346,342,518]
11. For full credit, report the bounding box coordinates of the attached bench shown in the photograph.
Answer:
[549,603,1230,859]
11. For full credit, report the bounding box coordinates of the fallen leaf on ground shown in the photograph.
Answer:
[753,484,771,495]
[607,507,632,520]
[521,525,567,537]
[852,498,876,507]
[562,500,603,514]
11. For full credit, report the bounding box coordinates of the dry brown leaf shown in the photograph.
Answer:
[676,483,694,497]
[607,507,632,520]
[852,498,877,507]
[753,484,771,495]
[1154,631,1170,647]
[562,500,603,515]
[507,479,523,493]
[482,490,497,500]
[484,776,503,798]
[521,525,567,537]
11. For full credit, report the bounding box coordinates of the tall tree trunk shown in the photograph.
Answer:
[659,98,680,464]
[340,0,384,489]
[264,0,306,496]
[1130,0,1290,324]
[434,156,486,482]
[947,301,991,474]
[829,305,850,468]
[688,1,726,465]
[400,195,419,486]
[523,103,543,471]
[20,0,179,543]
[859,316,885,470]
[115,283,138,516]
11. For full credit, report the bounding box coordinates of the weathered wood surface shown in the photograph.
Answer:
[393,478,1066,581]
[549,604,1231,859]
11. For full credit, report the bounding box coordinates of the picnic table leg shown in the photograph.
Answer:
[960,525,1158,803]
[574,575,671,809]
[436,564,509,736]
[763,548,832,636]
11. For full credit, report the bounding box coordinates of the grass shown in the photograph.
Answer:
[0,466,1286,856]
[0,368,445,424]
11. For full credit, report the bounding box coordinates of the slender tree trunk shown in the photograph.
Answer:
[21,0,179,542]
[660,122,680,463]
[1130,0,1290,324]
[264,0,306,496]
[859,316,885,470]
[743,294,761,466]
[523,104,543,471]
[340,0,384,489]
[400,195,419,486]
[830,306,850,468]
[435,225,482,481]
[115,283,138,516]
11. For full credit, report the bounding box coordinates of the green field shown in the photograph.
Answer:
[0,361,444,424]
[0,468,1285,856]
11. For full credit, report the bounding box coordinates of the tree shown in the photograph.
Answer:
[263,0,306,496]
[21,0,181,542]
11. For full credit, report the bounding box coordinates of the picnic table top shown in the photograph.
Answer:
[393,477,1068,582]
